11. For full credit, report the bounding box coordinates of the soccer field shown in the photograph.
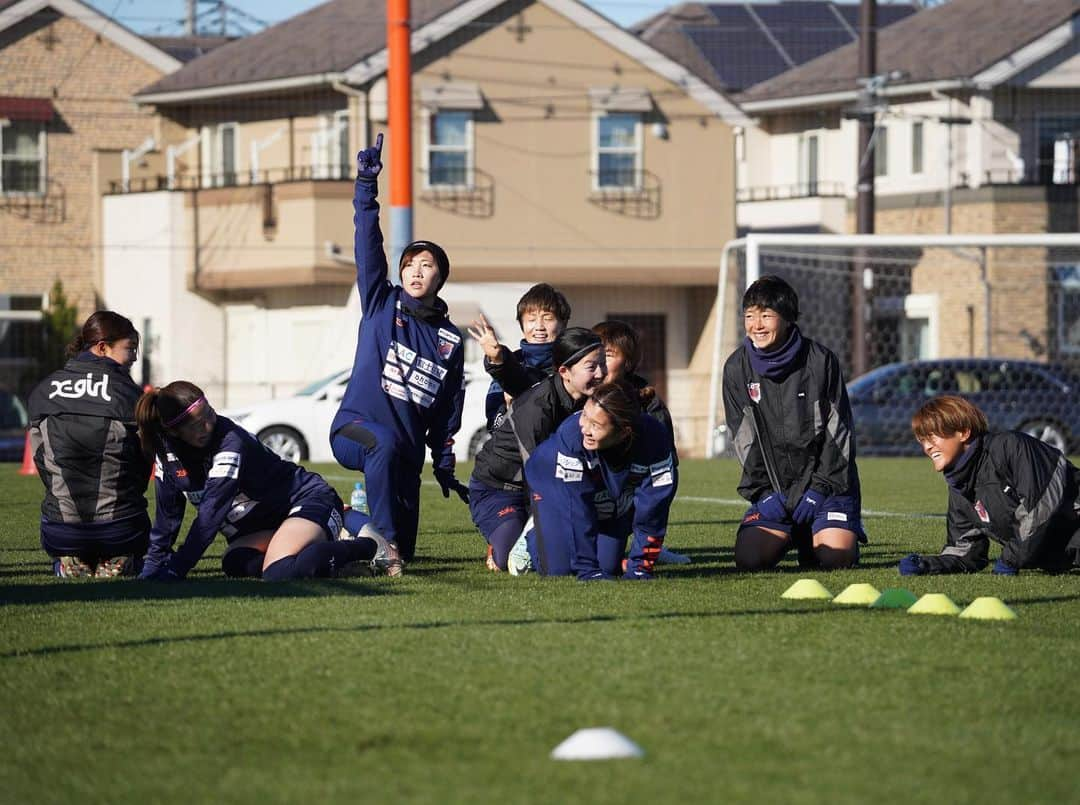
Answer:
[2,458,1077,804]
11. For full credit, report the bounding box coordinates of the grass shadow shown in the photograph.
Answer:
[1,605,854,661]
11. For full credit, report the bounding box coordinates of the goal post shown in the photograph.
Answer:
[706,232,1080,458]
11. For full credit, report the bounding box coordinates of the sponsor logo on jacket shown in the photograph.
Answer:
[974,499,990,523]
[48,373,111,402]
[747,382,761,404]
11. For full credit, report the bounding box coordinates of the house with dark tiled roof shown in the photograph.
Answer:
[0,0,185,397]
[731,0,1080,366]
[102,0,751,456]
[632,1,916,95]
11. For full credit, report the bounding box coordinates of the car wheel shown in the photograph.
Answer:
[468,428,491,459]
[259,426,308,463]
[1020,419,1067,453]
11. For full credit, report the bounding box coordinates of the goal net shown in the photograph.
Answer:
[707,233,1080,458]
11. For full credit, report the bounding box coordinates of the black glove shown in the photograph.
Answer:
[434,466,469,504]
[898,553,926,576]
[356,132,384,181]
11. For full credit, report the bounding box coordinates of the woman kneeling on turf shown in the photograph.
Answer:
[137,381,400,581]
[723,275,866,570]
[900,395,1080,576]
[517,379,678,580]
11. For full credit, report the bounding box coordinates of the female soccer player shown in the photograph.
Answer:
[592,319,675,447]
[900,395,1080,575]
[468,328,606,571]
[723,275,865,571]
[137,381,399,581]
[27,311,149,577]
[331,133,467,562]
[517,379,678,580]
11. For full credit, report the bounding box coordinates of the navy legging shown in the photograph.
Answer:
[332,419,422,561]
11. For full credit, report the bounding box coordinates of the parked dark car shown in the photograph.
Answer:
[848,359,1080,456]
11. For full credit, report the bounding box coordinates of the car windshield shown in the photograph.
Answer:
[847,365,894,396]
[294,371,346,397]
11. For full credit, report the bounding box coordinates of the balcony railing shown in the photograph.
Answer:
[105,164,354,195]
[736,181,846,202]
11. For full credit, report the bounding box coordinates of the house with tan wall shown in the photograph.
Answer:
[101,0,749,457]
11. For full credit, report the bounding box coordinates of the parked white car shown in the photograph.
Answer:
[224,366,491,464]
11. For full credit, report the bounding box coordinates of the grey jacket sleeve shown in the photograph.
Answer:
[921,490,991,574]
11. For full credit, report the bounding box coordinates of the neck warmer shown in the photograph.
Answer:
[400,294,448,325]
[74,350,131,375]
[746,325,803,381]
[519,340,554,371]
[944,436,983,493]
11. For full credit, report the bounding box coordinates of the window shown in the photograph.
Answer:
[594,113,641,190]
[426,110,472,188]
[911,121,924,175]
[1055,265,1080,354]
[874,125,888,178]
[1037,115,1080,184]
[0,121,45,194]
[312,111,349,179]
[200,123,237,188]
[799,133,819,195]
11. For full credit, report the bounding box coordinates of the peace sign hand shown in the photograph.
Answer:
[356,132,384,181]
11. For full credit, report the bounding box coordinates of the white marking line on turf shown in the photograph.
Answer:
[677,495,944,519]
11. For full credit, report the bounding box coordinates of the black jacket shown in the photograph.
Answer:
[722,338,859,506]
[923,431,1080,573]
[472,373,582,492]
[484,344,553,431]
[27,354,149,524]
[628,372,677,460]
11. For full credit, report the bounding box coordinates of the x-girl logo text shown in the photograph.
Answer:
[48,373,111,402]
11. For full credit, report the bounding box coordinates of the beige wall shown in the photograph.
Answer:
[0,12,165,317]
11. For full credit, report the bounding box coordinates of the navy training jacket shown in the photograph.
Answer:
[330,175,466,472]
[525,412,678,579]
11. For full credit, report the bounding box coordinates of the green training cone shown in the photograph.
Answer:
[832,583,881,606]
[958,597,1018,621]
[907,593,961,616]
[781,579,833,600]
[870,588,919,609]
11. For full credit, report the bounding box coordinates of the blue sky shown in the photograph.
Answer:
[89,0,673,33]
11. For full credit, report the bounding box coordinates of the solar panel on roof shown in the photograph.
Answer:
[753,3,855,64]
[686,24,791,92]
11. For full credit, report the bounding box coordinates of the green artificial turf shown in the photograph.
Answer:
[1,459,1078,804]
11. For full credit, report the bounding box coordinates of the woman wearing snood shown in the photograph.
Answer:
[722,275,867,571]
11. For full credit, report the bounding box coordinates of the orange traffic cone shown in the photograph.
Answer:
[18,430,36,476]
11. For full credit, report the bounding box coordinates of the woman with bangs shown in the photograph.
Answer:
[900,395,1080,576]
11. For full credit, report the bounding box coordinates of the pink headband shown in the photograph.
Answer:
[163,397,206,429]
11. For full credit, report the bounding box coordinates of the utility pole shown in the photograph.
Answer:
[851,0,876,377]
[387,0,413,280]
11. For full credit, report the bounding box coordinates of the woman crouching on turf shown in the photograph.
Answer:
[723,275,866,571]
[27,311,149,578]
[515,379,678,580]
[136,381,401,581]
[468,327,607,571]
[900,395,1080,576]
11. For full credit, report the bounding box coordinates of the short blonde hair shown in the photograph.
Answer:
[911,395,988,442]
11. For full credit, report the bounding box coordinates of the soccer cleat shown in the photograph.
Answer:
[657,546,691,565]
[361,523,405,578]
[94,555,136,578]
[56,555,95,578]
[507,532,532,576]
[485,544,500,572]
[333,559,376,578]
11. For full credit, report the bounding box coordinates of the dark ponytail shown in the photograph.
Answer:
[135,380,206,457]
[67,310,138,359]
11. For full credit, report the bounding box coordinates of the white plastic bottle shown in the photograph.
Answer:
[350,480,368,514]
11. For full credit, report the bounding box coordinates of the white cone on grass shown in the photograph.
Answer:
[551,727,644,760]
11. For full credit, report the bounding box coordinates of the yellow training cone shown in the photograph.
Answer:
[958,597,1018,621]
[781,579,833,600]
[832,583,881,606]
[907,593,960,616]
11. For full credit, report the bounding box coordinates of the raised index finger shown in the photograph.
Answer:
[374,132,383,156]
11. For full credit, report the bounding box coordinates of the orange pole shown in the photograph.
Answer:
[387,0,413,271]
